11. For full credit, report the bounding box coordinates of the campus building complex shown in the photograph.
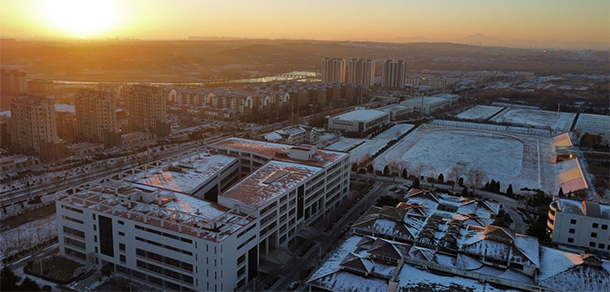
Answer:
[56,137,350,291]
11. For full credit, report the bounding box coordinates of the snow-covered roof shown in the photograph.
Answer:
[459,226,540,268]
[125,154,237,194]
[220,160,322,208]
[331,109,389,122]
[263,132,283,142]
[556,198,610,219]
[211,137,347,168]
[538,250,610,292]
[59,179,253,242]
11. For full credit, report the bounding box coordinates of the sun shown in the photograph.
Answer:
[45,0,117,36]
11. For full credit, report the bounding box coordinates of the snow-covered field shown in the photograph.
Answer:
[456,105,505,120]
[326,137,362,152]
[574,113,610,135]
[374,124,560,192]
[0,214,57,261]
[327,124,415,163]
[490,109,576,132]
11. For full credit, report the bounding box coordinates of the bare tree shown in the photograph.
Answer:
[413,164,425,179]
[387,160,402,183]
[466,168,487,190]
[449,165,465,192]
[359,153,371,168]
[0,233,16,260]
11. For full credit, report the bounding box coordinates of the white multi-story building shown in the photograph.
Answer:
[56,138,350,291]
[327,108,390,133]
[547,198,610,253]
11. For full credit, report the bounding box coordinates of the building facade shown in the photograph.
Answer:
[125,84,169,136]
[75,89,121,147]
[400,93,459,114]
[547,198,610,253]
[381,59,406,88]
[1,68,28,94]
[321,58,346,83]
[347,59,375,86]
[10,95,59,154]
[327,109,390,133]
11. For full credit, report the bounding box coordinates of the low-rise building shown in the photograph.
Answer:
[379,104,413,121]
[547,198,610,253]
[0,154,39,173]
[262,125,309,145]
[400,93,459,114]
[327,109,390,133]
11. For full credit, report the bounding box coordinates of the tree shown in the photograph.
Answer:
[387,160,402,183]
[19,277,41,291]
[383,165,390,176]
[507,184,513,196]
[461,186,468,197]
[467,168,486,189]
[450,166,464,185]
[485,182,490,190]
[375,195,400,207]
[458,177,464,187]
[413,164,425,179]
[437,173,444,183]
[413,178,420,189]
[1,266,19,292]
[359,153,371,167]
[351,163,358,172]
[558,187,564,197]
[401,168,408,179]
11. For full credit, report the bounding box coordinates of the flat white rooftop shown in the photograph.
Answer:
[332,109,388,122]
[125,153,237,194]
[401,96,449,106]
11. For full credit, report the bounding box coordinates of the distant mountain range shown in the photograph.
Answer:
[391,34,608,51]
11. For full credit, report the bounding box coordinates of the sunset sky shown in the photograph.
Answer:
[1,0,608,43]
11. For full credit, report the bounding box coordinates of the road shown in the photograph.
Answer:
[270,182,385,291]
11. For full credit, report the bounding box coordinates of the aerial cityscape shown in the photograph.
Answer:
[0,0,609,292]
